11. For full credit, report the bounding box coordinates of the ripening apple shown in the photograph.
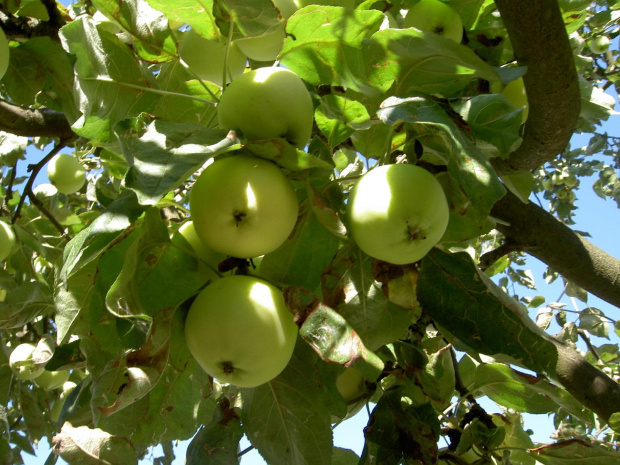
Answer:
[9,343,45,380]
[404,0,463,43]
[189,155,298,258]
[589,35,611,54]
[347,164,449,265]
[51,381,77,422]
[177,221,225,280]
[47,154,86,194]
[217,67,314,148]
[35,369,71,391]
[184,275,298,387]
[0,221,16,261]
[0,27,9,80]
[501,77,529,123]
[178,29,247,85]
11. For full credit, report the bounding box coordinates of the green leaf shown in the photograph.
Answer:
[418,250,558,376]
[0,281,53,329]
[530,439,620,465]
[60,17,160,142]
[241,350,333,465]
[366,28,500,96]
[320,94,371,131]
[146,0,219,37]
[288,286,383,380]
[579,307,609,339]
[116,119,233,205]
[91,0,177,63]
[321,244,415,351]
[280,6,386,96]
[52,423,137,465]
[217,0,283,38]
[259,197,340,291]
[315,105,355,148]
[378,96,506,220]
[459,94,523,157]
[186,400,243,465]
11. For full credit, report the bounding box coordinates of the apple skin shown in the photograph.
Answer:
[347,164,449,265]
[51,381,78,422]
[590,35,611,54]
[336,367,365,403]
[501,77,529,123]
[189,155,298,259]
[35,369,71,391]
[0,221,16,261]
[47,154,86,195]
[178,30,247,85]
[0,27,9,81]
[9,343,45,380]
[404,0,463,43]
[178,221,226,266]
[217,67,314,149]
[184,275,298,388]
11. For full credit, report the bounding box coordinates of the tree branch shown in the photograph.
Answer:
[0,100,75,139]
[491,0,581,175]
[0,0,66,41]
[489,190,620,309]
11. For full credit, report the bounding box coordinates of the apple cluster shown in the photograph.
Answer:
[181,66,317,388]
[9,343,71,390]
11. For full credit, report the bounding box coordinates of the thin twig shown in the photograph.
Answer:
[2,160,17,213]
[12,139,72,240]
[577,329,602,361]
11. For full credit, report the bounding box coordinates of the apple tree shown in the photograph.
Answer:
[1,0,620,464]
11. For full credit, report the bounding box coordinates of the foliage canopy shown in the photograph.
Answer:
[1,0,620,464]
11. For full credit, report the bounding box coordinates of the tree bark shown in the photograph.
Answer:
[491,0,581,175]
[0,100,75,139]
[489,190,620,309]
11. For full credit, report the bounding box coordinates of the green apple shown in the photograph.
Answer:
[189,155,298,258]
[217,67,314,148]
[35,369,71,391]
[178,29,247,86]
[336,367,365,403]
[501,77,529,123]
[184,275,298,387]
[47,154,86,195]
[347,163,449,265]
[9,343,45,380]
[0,221,16,261]
[177,221,225,280]
[590,35,611,54]
[404,0,463,43]
[236,26,286,62]
[0,27,9,80]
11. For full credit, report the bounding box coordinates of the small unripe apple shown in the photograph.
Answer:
[336,367,365,403]
[189,155,299,258]
[589,36,611,54]
[35,369,71,391]
[184,275,298,387]
[217,67,314,148]
[9,343,45,380]
[0,221,16,261]
[178,30,247,86]
[404,0,463,43]
[51,381,78,422]
[47,154,86,194]
[500,77,529,123]
[347,164,449,265]
[0,27,9,80]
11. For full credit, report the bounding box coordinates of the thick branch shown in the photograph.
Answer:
[491,0,581,175]
[551,338,620,422]
[490,190,620,309]
[0,100,75,139]
[0,0,66,41]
